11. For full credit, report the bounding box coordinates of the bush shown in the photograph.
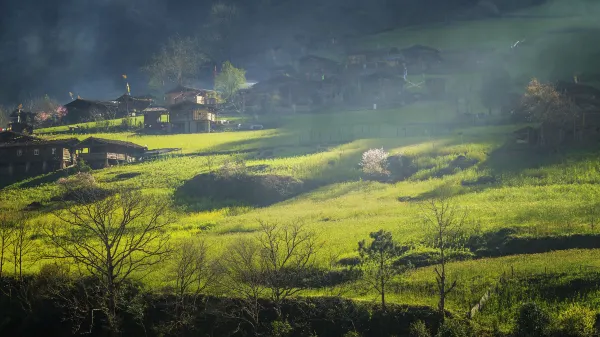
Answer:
[57,172,96,192]
[514,302,551,337]
[360,148,390,177]
[217,158,247,179]
[435,319,472,337]
[410,320,432,337]
[554,304,596,337]
[272,319,293,337]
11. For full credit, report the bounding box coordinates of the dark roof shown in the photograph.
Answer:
[165,85,205,94]
[64,99,119,108]
[9,110,36,118]
[115,94,154,102]
[142,107,169,113]
[76,137,147,150]
[0,131,39,143]
[0,135,79,148]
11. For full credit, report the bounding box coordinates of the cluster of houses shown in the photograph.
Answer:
[5,85,220,135]
[0,130,149,180]
[4,44,447,136]
[239,45,446,115]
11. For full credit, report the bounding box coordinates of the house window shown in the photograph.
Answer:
[34,149,40,155]
[52,148,57,155]
[17,149,23,156]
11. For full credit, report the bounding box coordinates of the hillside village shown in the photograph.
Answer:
[4,0,600,336]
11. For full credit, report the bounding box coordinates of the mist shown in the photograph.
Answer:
[2,0,599,105]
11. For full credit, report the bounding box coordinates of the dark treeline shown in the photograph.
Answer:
[0,276,441,337]
[0,0,547,104]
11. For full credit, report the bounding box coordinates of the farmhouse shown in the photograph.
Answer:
[7,108,36,134]
[142,107,170,131]
[0,131,78,177]
[165,85,219,106]
[115,94,154,116]
[167,101,216,133]
[75,137,147,168]
[64,98,119,123]
[297,55,340,81]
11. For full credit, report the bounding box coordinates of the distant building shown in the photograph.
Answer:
[168,101,216,133]
[75,137,147,168]
[8,109,36,134]
[64,99,119,123]
[297,55,340,81]
[165,85,219,106]
[115,94,154,116]
[142,107,170,131]
[0,131,78,177]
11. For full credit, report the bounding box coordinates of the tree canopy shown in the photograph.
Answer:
[214,61,246,101]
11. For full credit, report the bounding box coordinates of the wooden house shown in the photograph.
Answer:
[115,94,154,116]
[297,55,340,82]
[142,107,170,131]
[167,101,216,133]
[247,75,314,113]
[75,137,147,168]
[0,131,78,177]
[64,99,119,123]
[7,109,36,134]
[165,85,219,106]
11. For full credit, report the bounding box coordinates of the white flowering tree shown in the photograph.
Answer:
[360,148,390,177]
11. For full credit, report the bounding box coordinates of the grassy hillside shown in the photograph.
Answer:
[4,1,600,333]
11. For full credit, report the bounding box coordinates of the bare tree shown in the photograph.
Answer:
[215,221,319,333]
[162,237,216,333]
[257,221,319,317]
[420,193,467,320]
[11,215,38,280]
[217,237,266,334]
[45,189,173,332]
[358,230,404,311]
[0,212,16,278]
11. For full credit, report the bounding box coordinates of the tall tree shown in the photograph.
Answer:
[0,212,16,278]
[214,61,247,112]
[421,193,466,320]
[358,230,403,310]
[46,189,173,332]
[143,36,209,90]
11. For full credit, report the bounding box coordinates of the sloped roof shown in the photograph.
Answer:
[142,106,169,113]
[0,131,39,143]
[76,137,147,150]
[0,134,79,148]
[168,100,214,111]
[64,99,119,108]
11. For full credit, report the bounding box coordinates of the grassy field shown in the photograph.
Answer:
[4,0,600,331]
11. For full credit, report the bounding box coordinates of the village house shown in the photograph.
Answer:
[64,98,119,123]
[115,94,154,116]
[167,101,216,133]
[165,85,219,106]
[0,131,78,177]
[75,137,147,168]
[7,108,36,134]
[246,75,314,113]
[297,55,340,82]
[142,107,170,131]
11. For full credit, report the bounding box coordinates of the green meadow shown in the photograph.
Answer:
[6,0,600,332]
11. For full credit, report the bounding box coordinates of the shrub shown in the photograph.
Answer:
[272,320,293,337]
[514,302,551,337]
[217,159,247,179]
[343,331,362,337]
[410,320,432,337]
[554,304,596,337]
[360,148,390,177]
[435,319,472,337]
[57,172,96,192]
